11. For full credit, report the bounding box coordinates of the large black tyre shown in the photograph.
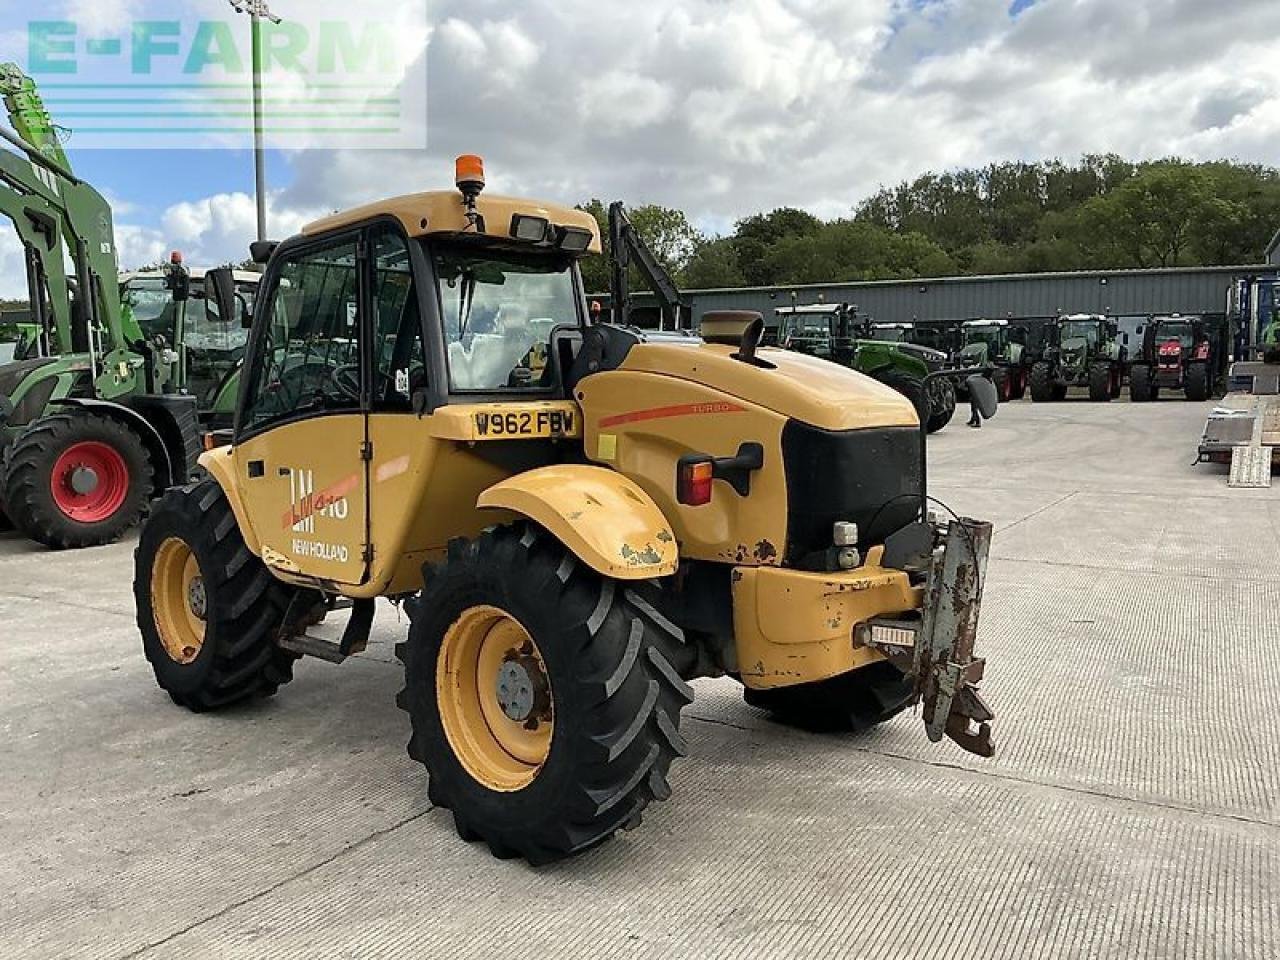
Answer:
[1185,362,1210,401]
[924,377,956,433]
[1088,362,1112,402]
[3,412,153,549]
[1129,364,1154,402]
[135,480,318,711]
[1029,361,1055,402]
[743,661,915,733]
[877,367,930,426]
[1007,368,1027,401]
[397,525,693,866]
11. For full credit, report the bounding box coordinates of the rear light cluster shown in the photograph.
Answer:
[677,457,715,506]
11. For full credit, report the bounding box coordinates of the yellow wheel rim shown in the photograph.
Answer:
[436,605,554,792]
[151,537,207,666]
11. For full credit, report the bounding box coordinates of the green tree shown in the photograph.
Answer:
[734,208,821,285]
[680,237,745,289]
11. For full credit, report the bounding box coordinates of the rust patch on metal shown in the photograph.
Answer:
[753,539,778,563]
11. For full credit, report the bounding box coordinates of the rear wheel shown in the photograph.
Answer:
[1185,362,1210,401]
[1029,361,1055,402]
[1088,362,1112,401]
[877,368,930,426]
[924,377,956,433]
[743,661,915,732]
[135,480,320,711]
[398,525,693,865]
[3,412,153,549]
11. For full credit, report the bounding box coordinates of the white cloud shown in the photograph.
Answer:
[6,0,1280,302]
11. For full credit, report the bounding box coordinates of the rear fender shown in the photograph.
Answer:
[50,398,174,492]
[477,465,678,580]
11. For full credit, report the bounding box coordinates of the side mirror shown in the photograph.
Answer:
[206,268,251,330]
[966,375,999,421]
[249,240,278,265]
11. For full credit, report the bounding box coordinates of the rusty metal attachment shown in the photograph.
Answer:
[916,518,995,757]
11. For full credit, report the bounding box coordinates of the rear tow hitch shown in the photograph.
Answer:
[860,518,996,757]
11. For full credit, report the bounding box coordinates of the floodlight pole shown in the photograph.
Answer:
[229,0,281,243]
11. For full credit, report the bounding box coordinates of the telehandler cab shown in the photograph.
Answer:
[135,156,999,865]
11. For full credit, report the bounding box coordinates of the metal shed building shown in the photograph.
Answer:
[673,264,1266,328]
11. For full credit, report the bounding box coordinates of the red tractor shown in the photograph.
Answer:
[1129,315,1213,402]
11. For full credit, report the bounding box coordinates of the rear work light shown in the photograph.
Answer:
[677,456,715,506]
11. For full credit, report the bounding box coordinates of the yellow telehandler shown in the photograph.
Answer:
[134,156,998,864]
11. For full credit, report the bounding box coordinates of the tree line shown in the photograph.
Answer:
[578,156,1280,294]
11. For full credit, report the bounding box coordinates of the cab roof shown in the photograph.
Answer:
[121,269,261,284]
[775,303,847,315]
[301,190,603,255]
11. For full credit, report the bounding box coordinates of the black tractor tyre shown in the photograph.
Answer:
[1008,369,1027,401]
[135,480,320,711]
[877,368,930,426]
[3,412,154,549]
[743,661,915,733]
[397,524,694,866]
[1129,364,1152,401]
[1088,363,1112,402]
[992,367,1012,402]
[1185,362,1210,402]
[1029,361,1056,402]
[924,377,956,433]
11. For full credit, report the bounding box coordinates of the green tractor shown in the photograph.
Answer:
[773,304,958,433]
[958,319,1029,401]
[1029,313,1126,402]
[0,63,255,547]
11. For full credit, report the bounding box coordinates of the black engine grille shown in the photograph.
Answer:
[781,421,923,565]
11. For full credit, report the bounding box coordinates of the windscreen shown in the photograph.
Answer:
[435,249,578,391]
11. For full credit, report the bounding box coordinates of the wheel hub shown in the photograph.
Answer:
[186,575,207,621]
[69,465,99,496]
[496,655,550,725]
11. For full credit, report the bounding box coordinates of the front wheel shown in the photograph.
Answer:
[398,525,693,865]
[1029,361,1055,402]
[3,412,153,549]
[1088,362,1112,402]
[1185,362,1210,401]
[925,377,956,433]
[135,480,320,711]
[877,368,930,426]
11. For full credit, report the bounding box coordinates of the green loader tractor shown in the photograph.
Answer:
[773,304,959,433]
[0,64,254,548]
[1029,313,1126,402]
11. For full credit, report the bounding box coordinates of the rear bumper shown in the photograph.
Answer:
[732,518,996,756]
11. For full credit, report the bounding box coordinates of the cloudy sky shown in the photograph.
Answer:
[1,0,1278,297]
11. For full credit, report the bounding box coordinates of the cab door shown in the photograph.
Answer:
[232,232,371,586]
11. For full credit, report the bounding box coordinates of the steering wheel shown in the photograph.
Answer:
[330,363,398,401]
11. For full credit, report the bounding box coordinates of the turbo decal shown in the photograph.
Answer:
[599,402,746,429]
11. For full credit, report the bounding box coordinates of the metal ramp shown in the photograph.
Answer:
[1201,362,1280,486]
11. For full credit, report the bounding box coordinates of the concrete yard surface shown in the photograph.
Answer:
[1,400,1278,959]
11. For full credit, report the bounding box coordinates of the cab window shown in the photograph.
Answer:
[371,227,426,410]
[435,250,577,392]
[241,238,362,432]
